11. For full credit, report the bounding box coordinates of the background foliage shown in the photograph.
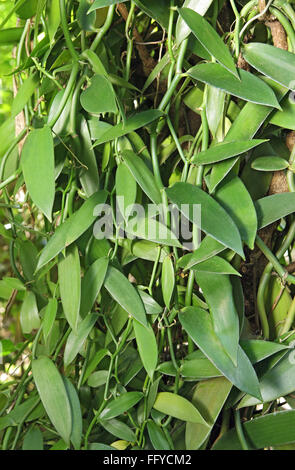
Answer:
[2,0,295,451]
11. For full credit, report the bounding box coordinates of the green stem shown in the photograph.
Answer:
[90,4,116,51]
[59,0,79,61]
[234,409,249,450]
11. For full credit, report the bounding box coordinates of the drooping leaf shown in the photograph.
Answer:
[20,290,40,334]
[63,377,82,450]
[104,265,147,326]
[179,8,237,77]
[133,320,158,379]
[32,356,72,445]
[161,255,175,308]
[166,182,244,257]
[255,193,295,229]
[179,307,261,399]
[64,313,98,367]
[187,63,280,108]
[191,140,266,165]
[153,392,209,426]
[80,257,109,317]
[21,126,55,221]
[58,244,81,332]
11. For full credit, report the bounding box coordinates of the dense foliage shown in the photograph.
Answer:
[3,0,295,451]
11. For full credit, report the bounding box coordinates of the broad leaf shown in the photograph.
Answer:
[255,193,295,229]
[191,140,265,165]
[251,156,288,171]
[153,392,209,426]
[99,392,143,420]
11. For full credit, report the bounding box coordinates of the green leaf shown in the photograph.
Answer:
[83,349,109,384]
[180,351,222,379]
[195,272,239,364]
[153,392,209,426]
[186,377,232,450]
[213,410,295,450]
[121,150,162,205]
[240,340,289,364]
[99,392,143,420]
[100,418,136,442]
[133,0,169,28]
[42,298,58,343]
[206,85,225,138]
[192,255,240,276]
[116,163,137,218]
[11,73,39,117]
[270,94,295,130]
[179,8,237,77]
[187,63,280,108]
[179,307,261,399]
[21,126,55,221]
[238,349,295,408]
[32,356,72,444]
[63,377,82,450]
[80,257,109,317]
[36,190,108,271]
[191,140,266,165]
[166,182,243,257]
[22,426,43,450]
[88,370,109,387]
[177,235,225,270]
[125,216,182,248]
[147,421,171,450]
[243,42,295,90]
[214,176,257,249]
[138,290,163,315]
[176,0,213,44]
[104,265,147,326]
[77,0,96,31]
[88,0,128,12]
[251,156,288,171]
[93,110,163,147]
[47,0,60,43]
[64,313,98,367]
[161,255,175,308]
[58,244,81,332]
[80,74,117,114]
[78,116,100,197]
[255,193,295,229]
[20,290,40,334]
[133,320,158,379]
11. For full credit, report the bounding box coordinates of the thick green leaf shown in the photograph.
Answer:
[191,140,265,165]
[22,426,43,450]
[83,349,109,384]
[251,156,288,171]
[63,377,82,450]
[104,266,147,326]
[147,421,171,450]
[187,63,280,108]
[88,370,109,387]
[116,163,137,218]
[80,257,109,317]
[215,176,257,249]
[179,8,237,77]
[238,349,295,408]
[125,216,182,249]
[93,110,162,147]
[181,351,222,379]
[32,356,72,444]
[100,418,136,442]
[64,313,98,367]
[177,236,225,270]
[21,126,55,221]
[192,255,240,276]
[42,298,58,342]
[133,320,158,379]
[206,85,225,138]
[161,255,175,308]
[99,392,143,420]
[20,290,40,334]
[213,410,295,450]
[153,392,209,426]
[186,378,232,450]
[78,116,100,197]
[58,244,81,332]
[80,74,117,114]
[179,307,261,399]
[195,272,239,364]
[255,193,295,229]
[240,340,289,364]
[121,150,161,205]
[0,396,44,432]
[36,190,108,271]
[270,94,295,130]
[133,0,169,28]
[243,42,295,90]
[166,182,243,257]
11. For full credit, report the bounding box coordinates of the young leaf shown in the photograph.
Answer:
[104,265,147,326]
[161,255,175,308]
[21,126,55,221]
[99,392,143,420]
[63,377,82,450]
[32,356,72,445]
[179,307,261,399]
[153,392,209,426]
[80,257,109,317]
[36,190,108,271]
[43,298,58,342]
[176,0,214,44]
[58,244,81,332]
[187,63,280,108]
[251,156,288,171]
[179,8,237,77]
[191,140,266,165]
[166,182,244,257]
